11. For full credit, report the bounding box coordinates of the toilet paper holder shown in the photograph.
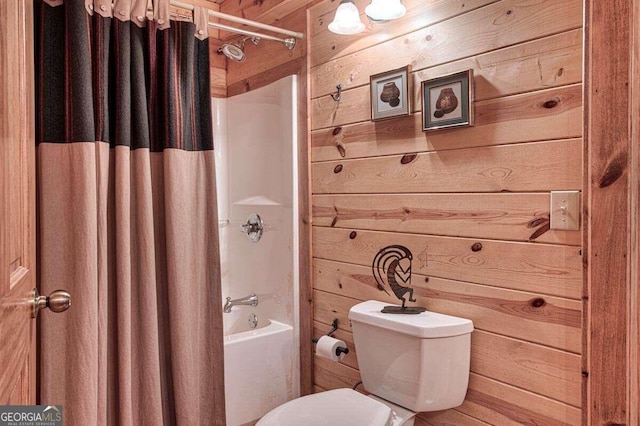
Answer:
[312,318,349,356]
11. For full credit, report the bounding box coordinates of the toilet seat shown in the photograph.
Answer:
[256,388,394,426]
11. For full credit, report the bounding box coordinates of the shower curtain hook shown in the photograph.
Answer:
[330,84,342,102]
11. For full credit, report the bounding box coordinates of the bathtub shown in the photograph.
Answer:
[224,316,295,426]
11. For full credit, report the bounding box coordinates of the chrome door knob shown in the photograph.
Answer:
[32,288,71,318]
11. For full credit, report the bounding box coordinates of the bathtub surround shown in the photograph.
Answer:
[221,1,314,397]
[214,76,300,425]
[35,1,225,424]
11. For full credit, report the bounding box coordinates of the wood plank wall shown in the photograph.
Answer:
[308,0,584,424]
[209,38,226,98]
[584,0,640,423]
[205,1,226,98]
[632,3,640,423]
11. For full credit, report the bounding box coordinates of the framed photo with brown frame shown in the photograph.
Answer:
[421,70,474,131]
[370,65,411,121]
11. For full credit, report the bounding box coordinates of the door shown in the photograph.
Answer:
[0,0,37,405]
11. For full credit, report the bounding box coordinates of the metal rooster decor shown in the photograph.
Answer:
[372,245,426,314]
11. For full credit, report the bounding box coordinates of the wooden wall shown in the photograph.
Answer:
[632,3,640,422]
[584,0,640,424]
[209,37,226,98]
[203,1,226,97]
[308,0,584,424]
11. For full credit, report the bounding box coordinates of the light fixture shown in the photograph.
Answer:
[365,0,406,22]
[328,0,366,35]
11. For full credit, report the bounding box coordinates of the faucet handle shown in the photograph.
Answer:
[240,214,264,243]
[240,223,255,233]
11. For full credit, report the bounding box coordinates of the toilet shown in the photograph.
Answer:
[257,300,474,426]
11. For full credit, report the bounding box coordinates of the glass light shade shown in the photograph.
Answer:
[328,0,366,35]
[365,0,406,21]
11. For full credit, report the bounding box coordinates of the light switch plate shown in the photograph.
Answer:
[550,191,581,231]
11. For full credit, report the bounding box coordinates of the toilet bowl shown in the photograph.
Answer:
[257,388,416,426]
[256,300,474,426]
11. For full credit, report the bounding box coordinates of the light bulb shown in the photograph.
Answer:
[328,0,366,35]
[365,0,406,22]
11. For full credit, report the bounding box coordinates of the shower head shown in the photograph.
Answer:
[219,43,246,62]
[218,37,261,62]
[217,35,296,62]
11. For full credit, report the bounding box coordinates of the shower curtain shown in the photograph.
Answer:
[35,0,225,424]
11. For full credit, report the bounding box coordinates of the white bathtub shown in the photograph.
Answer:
[224,318,296,426]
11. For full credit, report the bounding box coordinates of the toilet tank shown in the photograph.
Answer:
[348,300,474,412]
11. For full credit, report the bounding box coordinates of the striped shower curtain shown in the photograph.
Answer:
[34,0,225,424]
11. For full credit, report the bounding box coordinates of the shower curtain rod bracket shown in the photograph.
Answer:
[283,38,296,50]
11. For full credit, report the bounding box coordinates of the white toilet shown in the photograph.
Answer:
[257,300,474,426]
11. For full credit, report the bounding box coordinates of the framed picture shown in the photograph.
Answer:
[421,70,474,131]
[370,66,411,121]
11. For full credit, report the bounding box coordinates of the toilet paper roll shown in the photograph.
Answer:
[315,335,347,362]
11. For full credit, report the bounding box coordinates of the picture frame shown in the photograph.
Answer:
[370,65,411,121]
[421,70,474,131]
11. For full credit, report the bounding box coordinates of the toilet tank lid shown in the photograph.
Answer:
[348,300,474,338]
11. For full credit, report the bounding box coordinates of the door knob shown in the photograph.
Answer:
[32,288,71,318]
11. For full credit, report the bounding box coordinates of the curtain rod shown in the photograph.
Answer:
[170,0,304,40]
[208,21,295,45]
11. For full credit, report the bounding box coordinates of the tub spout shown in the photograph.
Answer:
[223,293,258,313]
